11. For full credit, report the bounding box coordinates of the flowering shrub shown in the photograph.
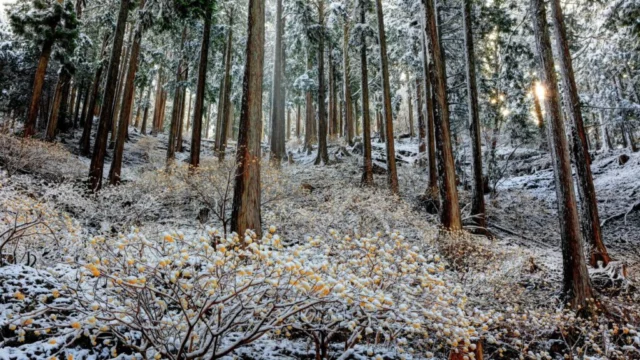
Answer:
[2,225,487,359]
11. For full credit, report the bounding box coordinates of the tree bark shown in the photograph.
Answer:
[80,36,108,156]
[190,5,213,168]
[407,83,414,138]
[109,0,145,185]
[167,27,188,162]
[89,0,130,191]
[329,52,337,137]
[231,0,265,237]
[550,0,611,267]
[72,80,84,128]
[286,107,291,141]
[304,51,315,153]
[462,0,486,231]
[416,79,426,167]
[79,78,91,128]
[270,0,285,165]
[178,84,190,152]
[360,0,373,186]
[614,76,638,152]
[420,25,438,194]
[532,82,547,149]
[140,84,151,134]
[314,1,329,165]
[45,71,70,141]
[424,0,461,229]
[25,32,57,137]
[218,15,235,161]
[374,0,399,194]
[109,26,133,149]
[530,0,593,311]
[343,22,354,145]
[204,102,212,139]
[296,102,301,139]
[598,111,612,152]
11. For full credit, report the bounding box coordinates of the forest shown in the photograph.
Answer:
[0,0,639,358]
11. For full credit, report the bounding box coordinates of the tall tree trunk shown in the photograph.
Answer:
[25,32,57,137]
[304,51,314,153]
[360,0,373,186]
[423,0,461,230]
[89,0,130,191]
[343,22,354,145]
[328,53,336,137]
[57,75,72,132]
[533,81,547,149]
[314,1,329,165]
[177,84,188,152]
[109,0,145,185]
[191,5,213,168]
[141,84,151,134]
[204,102,212,138]
[80,36,108,156]
[218,16,235,161]
[614,76,638,152]
[72,79,83,128]
[407,83,414,138]
[598,111,612,152]
[376,0,400,194]
[231,0,265,237]
[45,71,70,141]
[167,27,188,162]
[110,26,133,149]
[214,77,225,149]
[420,27,437,191]
[339,99,343,137]
[68,84,77,127]
[550,0,611,267]
[296,102,301,139]
[270,0,285,165]
[374,0,399,194]
[286,107,291,141]
[134,95,142,128]
[159,85,168,132]
[530,0,593,311]
[462,0,486,231]
[377,109,385,142]
[151,69,164,135]
[416,79,426,167]
[79,78,91,128]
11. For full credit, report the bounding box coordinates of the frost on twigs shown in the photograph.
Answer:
[2,225,487,359]
[0,134,85,181]
[0,174,81,266]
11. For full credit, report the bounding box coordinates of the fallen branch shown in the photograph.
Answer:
[601,200,640,228]
[488,222,557,249]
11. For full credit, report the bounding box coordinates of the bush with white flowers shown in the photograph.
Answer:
[3,224,488,359]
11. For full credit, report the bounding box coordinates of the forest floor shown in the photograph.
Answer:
[0,127,639,359]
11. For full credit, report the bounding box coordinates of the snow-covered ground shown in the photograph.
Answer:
[1,130,639,359]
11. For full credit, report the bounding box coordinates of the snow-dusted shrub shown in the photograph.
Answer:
[0,173,81,266]
[0,134,85,181]
[286,229,485,359]
[2,226,485,359]
[83,160,301,234]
